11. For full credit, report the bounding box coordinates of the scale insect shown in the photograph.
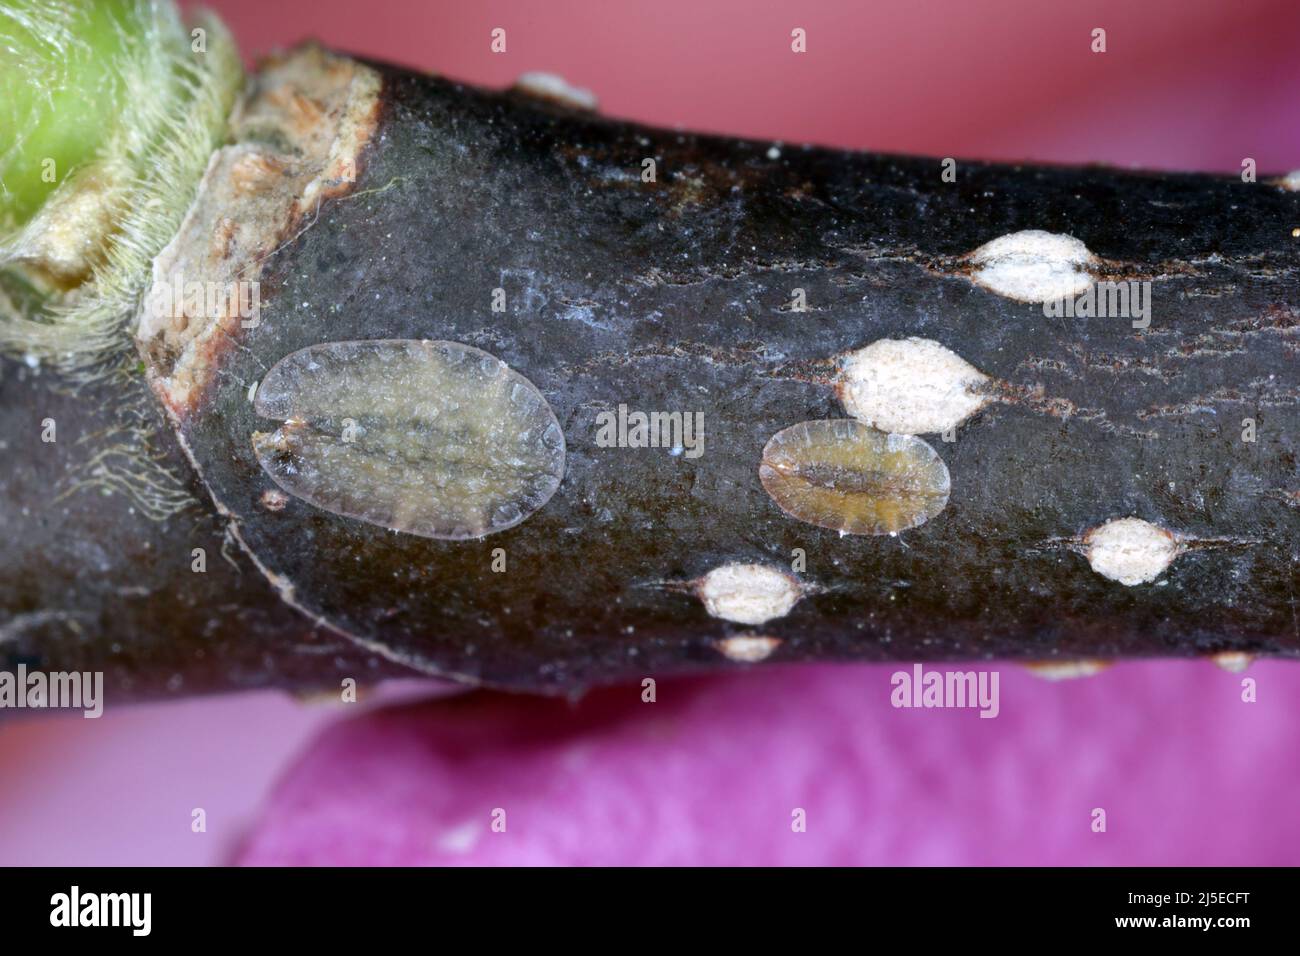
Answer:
[250,339,566,540]
[759,419,951,535]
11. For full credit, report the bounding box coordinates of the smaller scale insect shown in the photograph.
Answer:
[251,340,566,540]
[760,419,951,535]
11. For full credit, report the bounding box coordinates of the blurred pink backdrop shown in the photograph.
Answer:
[1,0,1297,866]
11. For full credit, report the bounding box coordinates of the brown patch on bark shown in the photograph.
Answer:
[134,44,383,418]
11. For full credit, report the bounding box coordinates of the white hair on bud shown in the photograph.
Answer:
[0,1,242,380]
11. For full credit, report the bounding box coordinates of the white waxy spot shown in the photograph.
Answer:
[696,563,803,625]
[260,488,289,512]
[512,72,598,111]
[714,635,782,663]
[1212,652,1254,673]
[969,230,1097,303]
[1025,660,1111,681]
[1083,517,1181,586]
[1278,170,1300,191]
[837,337,991,434]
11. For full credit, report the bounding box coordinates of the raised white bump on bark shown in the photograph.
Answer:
[1083,517,1180,586]
[513,72,598,111]
[838,337,991,434]
[1025,660,1111,680]
[969,230,1097,303]
[696,563,803,625]
[1212,652,1254,673]
[714,635,782,663]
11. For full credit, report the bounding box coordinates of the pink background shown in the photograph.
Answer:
[1,0,1297,865]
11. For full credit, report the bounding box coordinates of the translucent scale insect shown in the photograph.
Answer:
[759,419,950,535]
[251,340,566,540]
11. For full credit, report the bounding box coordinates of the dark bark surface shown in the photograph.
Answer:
[5,57,1300,697]
[0,361,410,700]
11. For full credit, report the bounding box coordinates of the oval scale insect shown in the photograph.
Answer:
[251,339,566,540]
[759,419,950,535]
